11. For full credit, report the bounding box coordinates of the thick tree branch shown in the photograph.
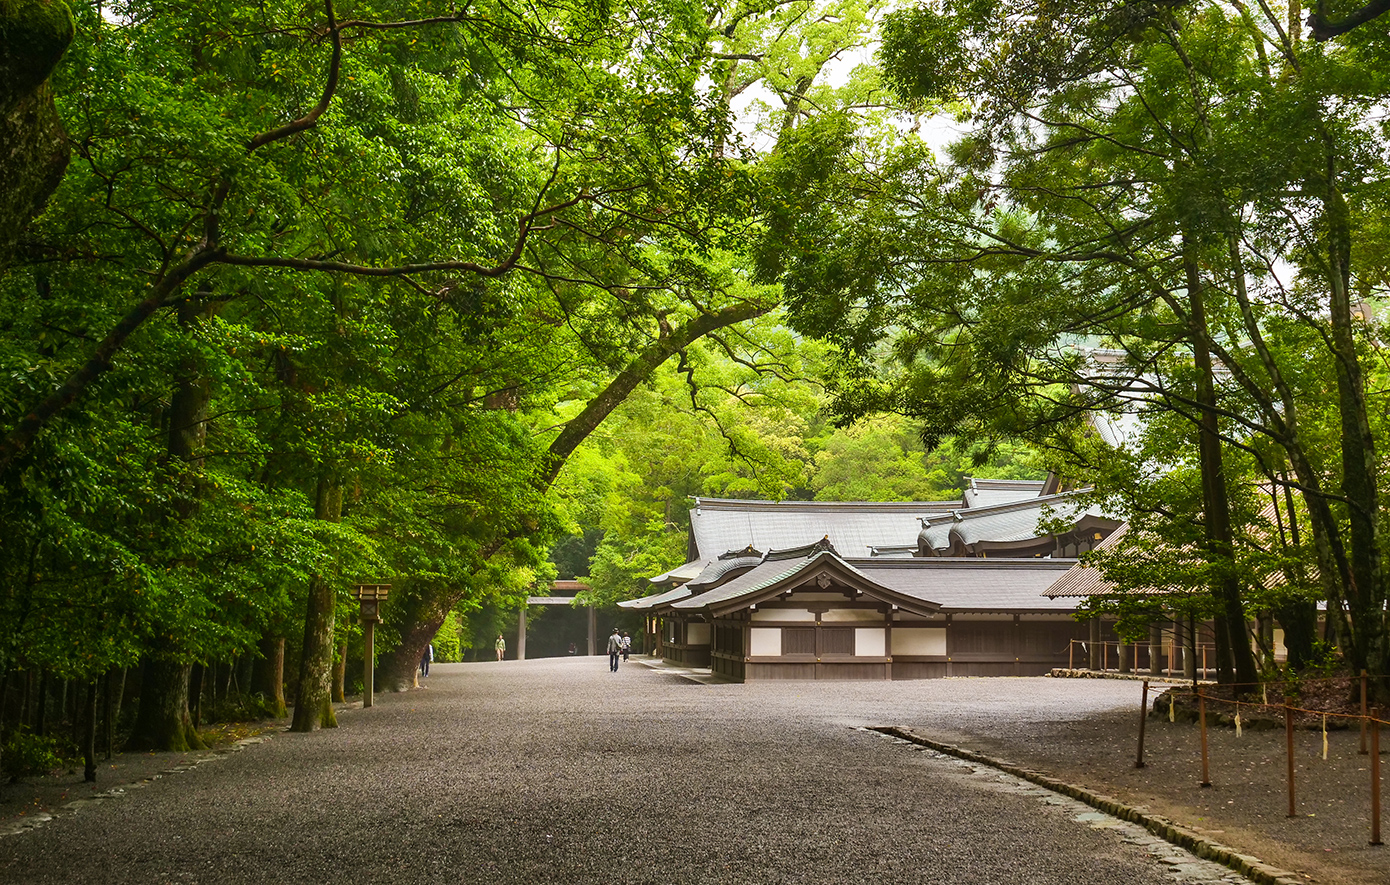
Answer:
[541,300,770,484]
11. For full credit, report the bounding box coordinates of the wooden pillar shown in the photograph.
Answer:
[1149,622,1163,677]
[1088,618,1101,670]
[362,620,375,708]
[587,605,596,656]
[518,606,527,661]
[1012,614,1020,676]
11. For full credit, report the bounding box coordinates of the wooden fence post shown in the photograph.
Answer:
[1286,704,1297,818]
[1136,680,1149,769]
[1199,687,1211,787]
[1372,710,1382,846]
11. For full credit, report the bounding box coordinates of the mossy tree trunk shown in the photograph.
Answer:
[127,659,203,751]
[252,635,287,717]
[0,0,75,262]
[291,478,341,732]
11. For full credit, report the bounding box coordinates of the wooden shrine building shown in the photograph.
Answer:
[622,482,1124,681]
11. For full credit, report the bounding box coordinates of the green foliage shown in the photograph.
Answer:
[430,612,464,663]
[1,728,73,780]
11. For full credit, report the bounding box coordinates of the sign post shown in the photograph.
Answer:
[353,584,390,708]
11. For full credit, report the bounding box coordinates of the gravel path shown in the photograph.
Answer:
[0,658,1266,884]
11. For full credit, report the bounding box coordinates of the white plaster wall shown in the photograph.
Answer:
[892,628,947,656]
[749,628,781,656]
[855,628,886,656]
[687,622,710,645]
[751,609,815,622]
[823,609,883,622]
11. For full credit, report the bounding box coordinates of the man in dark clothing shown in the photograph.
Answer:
[607,628,622,672]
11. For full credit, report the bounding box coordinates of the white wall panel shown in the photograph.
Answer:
[749,628,781,656]
[751,609,815,622]
[823,609,883,622]
[892,628,947,656]
[855,628,886,656]
[687,622,710,645]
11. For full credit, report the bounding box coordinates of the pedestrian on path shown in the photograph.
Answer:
[607,628,622,671]
[495,633,506,661]
[420,643,433,677]
[620,631,631,662]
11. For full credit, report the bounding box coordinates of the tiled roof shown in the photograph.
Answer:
[688,498,960,561]
[852,558,1080,612]
[962,478,1048,508]
[617,584,694,610]
[683,556,762,591]
[918,491,1115,553]
[1042,524,1130,598]
[648,559,709,585]
[669,546,1080,614]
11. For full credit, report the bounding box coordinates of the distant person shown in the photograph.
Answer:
[495,633,506,661]
[620,631,631,662]
[607,628,622,672]
[420,643,433,677]
[567,642,577,655]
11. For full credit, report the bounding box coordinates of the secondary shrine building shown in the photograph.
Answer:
[620,479,1125,681]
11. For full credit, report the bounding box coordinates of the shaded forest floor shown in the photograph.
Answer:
[0,717,288,831]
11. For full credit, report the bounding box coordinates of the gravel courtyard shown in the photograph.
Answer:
[0,657,1284,884]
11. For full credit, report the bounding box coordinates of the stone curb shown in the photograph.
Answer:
[873,726,1305,885]
[0,732,272,839]
[1048,668,1215,685]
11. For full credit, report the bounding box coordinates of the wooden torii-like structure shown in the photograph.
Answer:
[519,579,594,660]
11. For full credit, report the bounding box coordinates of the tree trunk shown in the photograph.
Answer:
[127,659,204,751]
[331,640,347,704]
[105,667,125,759]
[34,669,47,735]
[1321,184,1386,692]
[253,635,287,717]
[291,478,342,732]
[83,680,97,782]
[188,663,204,726]
[1182,239,1259,688]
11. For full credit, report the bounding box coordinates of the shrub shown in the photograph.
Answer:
[2,729,73,781]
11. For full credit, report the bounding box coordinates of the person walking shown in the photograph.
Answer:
[607,628,622,672]
[495,633,506,662]
[420,643,433,677]
[620,631,631,662]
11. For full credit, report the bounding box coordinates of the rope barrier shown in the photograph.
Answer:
[1132,675,1387,846]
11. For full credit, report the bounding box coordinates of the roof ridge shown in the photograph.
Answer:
[692,497,961,511]
[924,489,1091,524]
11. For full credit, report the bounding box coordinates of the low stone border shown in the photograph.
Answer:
[873,725,1304,885]
[0,733,271,839]
[1048,668,1214,685]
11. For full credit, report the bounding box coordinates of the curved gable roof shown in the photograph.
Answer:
[688,498,959,561]
[671,550,944,618]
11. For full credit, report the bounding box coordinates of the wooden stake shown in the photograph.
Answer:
[1287,704,1297,817]
[1199,687,1211,787]
[1372,710,1382,846]
[1136,680,1149,769]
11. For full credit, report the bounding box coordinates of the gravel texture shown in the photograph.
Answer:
[0,657,1270,885]
[896,674,1387,885]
